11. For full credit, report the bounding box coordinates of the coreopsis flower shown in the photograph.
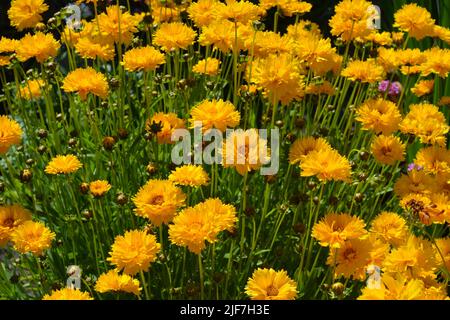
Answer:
[435,238,450,273]
[97,5,144,45]
[433,25,450,45]
[198,20,246,53]
[132,179,186,226]
[19,79,45,100]
[168,165,209,187]
[192,58,221,76]
[249,54,305,105]
[221,129,271,176]
[122,46,165,72]
[62,67,109,100]
[145,112,185,144]
[394,168,434,198]
[168,198,237,254]
[43,288,93,300]
[355,98,402,135]
[371,135,405,166]
[245,268,297,300]
[214,0,262,24]
[439,96,450,107]
[420,48,450,78]
[149,0,181,23]
[250,32,293,58]
[189,99,240,132]
[305,81,336,96]
[0,37,18,67]
[95,270,141,296]
[358,274,427,300]
[341,59,384,83]
[8,0,48,31]
[61,25,82,47]
[370,212,408,247]
[259,0,311,17]
[399,103,449,147]
[0,116,23,154]
[0,205,32,246]
[108,230,161,275]
[383,235,439,280]
[11,221,55,256]
[292,33,340,76]
[396,48,426,71]
[329,0,372,42]
[377,48,401,73]
[45,155,82,175]
[75,35,115,61]
[300,148,352,182]
[153,22,197,52]
[411,79,434,97]
[363,31,393,46]
[327,238,373,279]
[312,212,367,248]
[288,137,331,165]
[415,146,450,175]
[89,180,111,197]
[15,32,59,63]
[394,4,435,40]
[187,0,221,27]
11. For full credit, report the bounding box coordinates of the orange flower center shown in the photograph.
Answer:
[266,285,279,297]
[149,195,164,205]
[3,218,15,228]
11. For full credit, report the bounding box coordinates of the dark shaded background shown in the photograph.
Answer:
[1,0,447,39]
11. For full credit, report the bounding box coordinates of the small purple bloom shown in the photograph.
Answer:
[378,80,389,93]
[378,80,402,96]
[407,163,423,172]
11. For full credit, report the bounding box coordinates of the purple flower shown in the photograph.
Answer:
[378,80,389,93]
[407,163,424,172]
[378,80,402,96]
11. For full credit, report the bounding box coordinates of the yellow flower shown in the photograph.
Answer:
[108,229,161,275]
[300,148,352,182]
[8,0,48,31]
[190,99,240,132]
[439,96,450,107]
[394,170,434,198]
[11,220,55,256]
[411,79,434,97]
[399,103,449,147]
[371,135,405,166]
[327,238,373,279]
[89,180,111,197]
[168,165,209,187]
[305,81,336,96]
[145,112,186,144]
[249,54,305,105]
[394,4,435,40]
[289,137,332,165]
[420,47,450,78]
[329,0,372,42]
[221,129,271,176]
[356,99,402,135]
[363,31,393,46]
[0,205,32,246]
[198,20,245,53]
[415,146,450,175]
[16,32,59,63]
[122,46,165,72]
[45,154,82,175]
[433,25,450,45]
[260,0,312,17]
[214,0,262,24]
[435,238,450,273]
[245,268,297,300]
[43,288,93,300]
[192,58,221,76]
[341,59,384,83]
[75,36,115,61]
[0,116,23,155]
[95,270,141,296]
[154,22,197,52]
[377,47,401,73]
[149,0,181,23]
[187,0,221,27]
[168,198,237,254]
[250,31,293,58]
[383,235,439,280]
[133,179,186,226]
[19,79,45,100]
[370,212,408,247]
[0,37,17,67]
[62,67,109,100]
[98,5,143,45]
[312,212,367,248]
[358,274,427,300]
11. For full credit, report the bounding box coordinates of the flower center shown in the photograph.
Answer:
[3,218,14,228]
[149,195,164,205]
[266,285,279,297]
